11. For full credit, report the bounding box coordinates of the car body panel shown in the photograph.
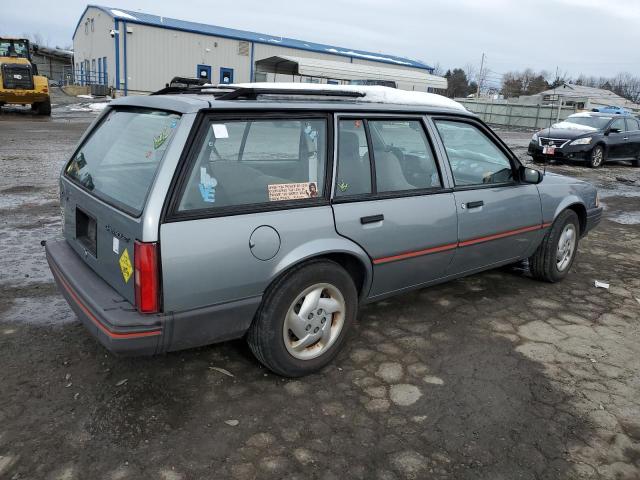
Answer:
[333,194,459,297]
[448,184,543,274]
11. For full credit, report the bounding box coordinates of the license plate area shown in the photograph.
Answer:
[76,207,97,257]
[543,146,556,155]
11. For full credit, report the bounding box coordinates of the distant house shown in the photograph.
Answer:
[520,83,639,114]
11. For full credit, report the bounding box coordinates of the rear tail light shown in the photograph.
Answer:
[134,241,160,313]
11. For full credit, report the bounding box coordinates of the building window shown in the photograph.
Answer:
[85,21,88,34]
[254,72,267,82]
[91,18,95,32]
[238,41,250,56]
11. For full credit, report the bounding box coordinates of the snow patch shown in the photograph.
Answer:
[111,9,138,20]
[227,83,466,111]
[77,94,94,99]
[89,102,108,112]
[325,48,412,66]
[551,121,597,131]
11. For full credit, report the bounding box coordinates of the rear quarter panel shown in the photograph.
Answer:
[159,207,372,312]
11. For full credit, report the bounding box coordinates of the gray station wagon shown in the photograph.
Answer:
[45,84,602,377]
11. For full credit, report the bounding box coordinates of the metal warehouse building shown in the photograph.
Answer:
[72,5,446,95]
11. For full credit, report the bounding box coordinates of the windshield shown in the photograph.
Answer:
[0,39,29,58]
[65,109,181,216]
[565,115,612,129]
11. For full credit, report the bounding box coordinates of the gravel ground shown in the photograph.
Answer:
[0,100,639,480]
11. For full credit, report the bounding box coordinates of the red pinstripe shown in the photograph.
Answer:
[374,222,551,265]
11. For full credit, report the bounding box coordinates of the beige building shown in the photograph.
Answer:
[72,6,446,94]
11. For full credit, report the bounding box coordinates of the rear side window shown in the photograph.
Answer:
[369,120,441,192]
[626,118,639,131]
[65,108,180,216]
[435,120,513,186]
[178,118,326,211]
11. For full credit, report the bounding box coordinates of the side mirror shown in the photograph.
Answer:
[605,127,620,135]
[521,166,542,184]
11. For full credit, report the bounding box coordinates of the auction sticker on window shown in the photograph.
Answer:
[268,182,318,201]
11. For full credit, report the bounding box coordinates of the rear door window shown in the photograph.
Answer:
[435,120,514,186]
[65,108,180,216]
[177,118,327,211]
[368,120,441,192]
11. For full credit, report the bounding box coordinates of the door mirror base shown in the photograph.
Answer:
[520,166,543,184]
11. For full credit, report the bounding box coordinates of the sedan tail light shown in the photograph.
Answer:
[134,241,160,314]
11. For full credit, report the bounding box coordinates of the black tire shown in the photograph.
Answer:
[34,98,51,116]
[247,260,358,377]
[529,210,580,283]
[588,144,605,168]
[632,158,640,168]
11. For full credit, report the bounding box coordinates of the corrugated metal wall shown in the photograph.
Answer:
[73,7,438,93]
[73,8,115,85]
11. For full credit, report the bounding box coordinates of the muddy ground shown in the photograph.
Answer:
[0,99,639,480]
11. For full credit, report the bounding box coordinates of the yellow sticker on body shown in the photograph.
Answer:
[119,249,133,283]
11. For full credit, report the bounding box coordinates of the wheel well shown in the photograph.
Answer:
[267,253,369,301]
[321,253,368,298]
[566,203,587,235]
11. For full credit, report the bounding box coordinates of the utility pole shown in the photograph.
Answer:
[476,52,485,99]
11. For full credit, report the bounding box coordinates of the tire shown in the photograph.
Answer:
[632,158,640,168]
[529,210,580,283]
[588,144,605,168]
[247,259,358,377]
[33,98,51,116]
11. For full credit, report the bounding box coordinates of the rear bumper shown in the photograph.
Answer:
[584,206,603,235]
[45,239,260,355]
[0,90,49,104]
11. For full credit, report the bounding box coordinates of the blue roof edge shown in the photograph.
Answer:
[73,5,433,72]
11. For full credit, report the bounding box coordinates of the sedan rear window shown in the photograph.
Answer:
[65,108,180,216]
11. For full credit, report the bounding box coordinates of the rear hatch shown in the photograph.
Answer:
[61,107,181,306]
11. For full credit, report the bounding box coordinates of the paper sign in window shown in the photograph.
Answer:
[268,182,318,201]
[212,124,229,139]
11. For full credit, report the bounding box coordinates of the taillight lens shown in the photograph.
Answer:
[134,241,160,313]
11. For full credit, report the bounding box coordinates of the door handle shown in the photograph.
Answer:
[360,214,384,224]
[465,201,484,209]
[623,137,629,140]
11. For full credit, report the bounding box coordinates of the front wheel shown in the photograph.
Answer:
[529,210,580,283]
[247,260,357,377]
[588,145,605,168]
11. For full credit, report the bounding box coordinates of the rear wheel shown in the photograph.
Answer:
[33,98,51,116]
[529,210,580,283]
[247,260,357,377]
[588,145,605,168]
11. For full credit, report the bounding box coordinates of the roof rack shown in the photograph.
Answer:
[150,84,365,100]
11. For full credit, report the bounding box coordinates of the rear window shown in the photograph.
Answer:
[65,108,181,216]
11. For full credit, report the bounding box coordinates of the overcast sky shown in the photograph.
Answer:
[2,0,639,86]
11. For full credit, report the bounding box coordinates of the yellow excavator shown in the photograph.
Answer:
[0,37,51,115]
